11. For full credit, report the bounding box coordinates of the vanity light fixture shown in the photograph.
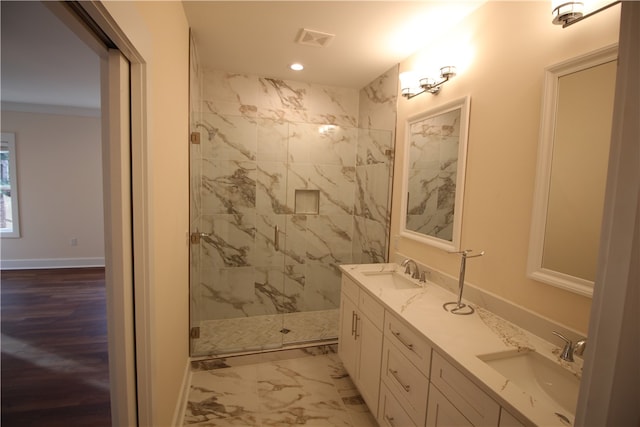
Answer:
[551,1,584,25]
[400,66,457,99]
[552,0,620,27]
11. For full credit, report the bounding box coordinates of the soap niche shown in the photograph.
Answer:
[295,189,320,214]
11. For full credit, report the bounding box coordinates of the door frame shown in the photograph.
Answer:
[82,4,154,425]
[49,1,154,425]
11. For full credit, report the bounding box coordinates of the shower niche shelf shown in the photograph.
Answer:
[295,189,320,214]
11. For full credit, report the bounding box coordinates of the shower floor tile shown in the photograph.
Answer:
[192,309,340,357]
[183,348,378,427]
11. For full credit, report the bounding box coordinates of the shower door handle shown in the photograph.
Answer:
[274,225,285,252]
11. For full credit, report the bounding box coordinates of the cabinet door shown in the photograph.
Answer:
[499,408,526,427]
[357,311,383,417]
[426,385,473,427]
[430,352,500,426]
[338,293,358,378]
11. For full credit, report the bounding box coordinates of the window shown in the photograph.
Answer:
[1,132,20,238]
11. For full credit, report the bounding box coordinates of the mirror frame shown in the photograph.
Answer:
[400,96,471,252]
[527,44,617,297]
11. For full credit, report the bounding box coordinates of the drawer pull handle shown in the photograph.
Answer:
[391,329,415,352]
[351,311,357,336]
[385,414,396,427]
[354,314,360,340]
[389,369,411,392]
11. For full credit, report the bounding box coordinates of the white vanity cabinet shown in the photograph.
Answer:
[379,311,432,426]
[379,382,419,427]
[427,352,501,427]
[499,409,526,427]
[425,354,527,427]
[426,384,474,427]
[338,275,384,417]
[339,268,533,427]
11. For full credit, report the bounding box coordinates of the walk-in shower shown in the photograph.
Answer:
[189,39,397,357]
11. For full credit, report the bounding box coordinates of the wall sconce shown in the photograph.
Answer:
[400,66,457,99]
[552,1,620,27]
[552,1,584,25]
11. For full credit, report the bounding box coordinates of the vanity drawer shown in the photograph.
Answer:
[381,338,429,426]
[499,408,526,427]
[359,290,384,328]
[426,384,473,427]
[385,312,432,376]
[379,383,418,427]
[342,275,360,303]
[430,352,500,427]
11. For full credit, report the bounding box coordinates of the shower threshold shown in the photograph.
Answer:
[191,309,339,358]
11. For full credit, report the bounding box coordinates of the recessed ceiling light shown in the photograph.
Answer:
[290,63,304,71]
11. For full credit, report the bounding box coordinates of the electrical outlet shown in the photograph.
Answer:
[70,238,78,247]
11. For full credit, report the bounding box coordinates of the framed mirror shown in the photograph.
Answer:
[400,96,471,251]
[528,45,617,297]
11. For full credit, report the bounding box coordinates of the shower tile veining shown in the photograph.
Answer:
[190,64,398,356]
[184,346,377,427]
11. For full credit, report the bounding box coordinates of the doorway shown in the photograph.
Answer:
[1,1,139,425]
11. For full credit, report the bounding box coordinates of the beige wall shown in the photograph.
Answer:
[392,1,620,333]
[0,109,104,267]
[101,1,190,425]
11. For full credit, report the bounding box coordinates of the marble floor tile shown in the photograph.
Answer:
[184,347,377,427]
[186,364,261,426]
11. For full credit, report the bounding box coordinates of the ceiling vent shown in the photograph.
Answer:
[297,28,335,48]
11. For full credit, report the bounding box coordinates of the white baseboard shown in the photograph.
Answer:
[172,358,193,427]
[0,257,105,270]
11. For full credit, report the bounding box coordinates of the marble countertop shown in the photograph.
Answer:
[340,263,583,427]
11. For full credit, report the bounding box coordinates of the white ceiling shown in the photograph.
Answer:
[0,1,485,110]
[0,1,101,109]
[183,1,485,89]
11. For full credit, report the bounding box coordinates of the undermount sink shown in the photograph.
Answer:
[360,270,421,290]
[478,350,580,422]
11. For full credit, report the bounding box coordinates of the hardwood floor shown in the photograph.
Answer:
[1,268,112,427]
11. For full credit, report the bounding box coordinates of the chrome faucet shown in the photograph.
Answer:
[553,331,587,362]
[400,258,421,280]
[574,338,587,356]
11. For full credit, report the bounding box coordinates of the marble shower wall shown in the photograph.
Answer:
[353,65,398,264]
[193,67,396,323]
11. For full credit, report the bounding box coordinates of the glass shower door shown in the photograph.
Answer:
[279,124,395,346]
[189,120,395,356]
[276,122,352,346]
[189,122,394,356]
[189,115,289,356]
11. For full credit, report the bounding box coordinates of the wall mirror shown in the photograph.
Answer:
[400,96,471,251]
[528,45,617,297]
